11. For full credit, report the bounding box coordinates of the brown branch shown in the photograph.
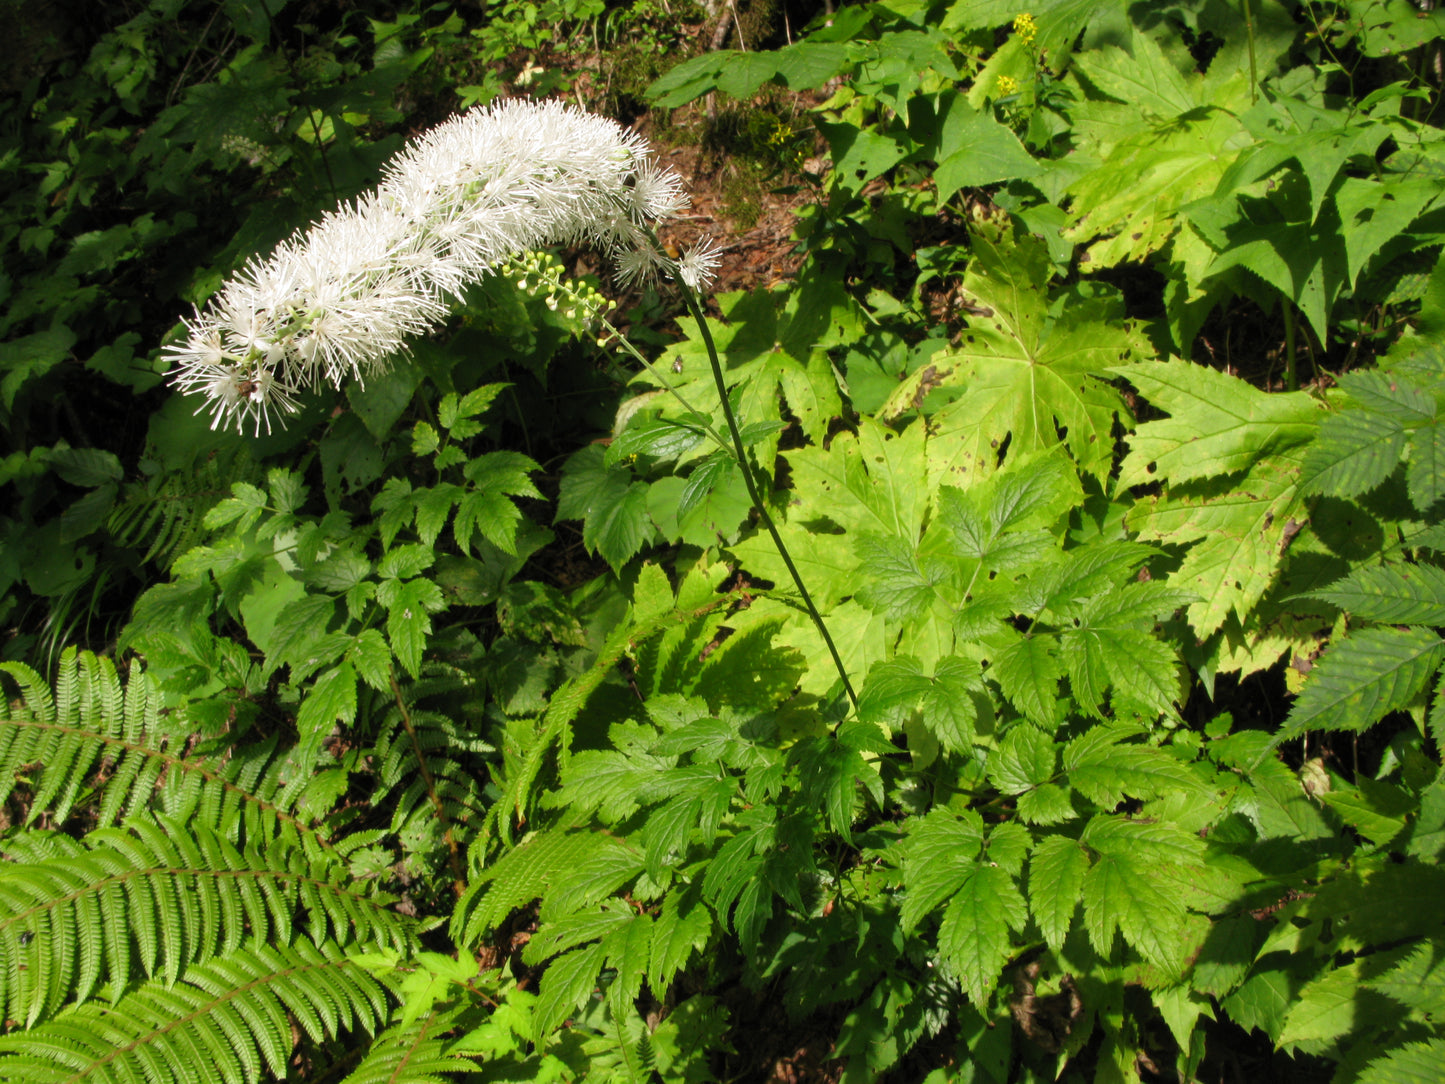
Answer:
[388,664,467,898]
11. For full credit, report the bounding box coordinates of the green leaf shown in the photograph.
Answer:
[1368,939,1445,1016]
[295,662,357,759]
[853,533,942,623]
[1357,1040,1445,1084]
[378,543,435,581]
[899,809,984,931]
[1061,586,1188,721]
[47,447,123,488]
[648,890,713,998]
[939,865,1025,1005]
[818,122,909,190]
[934,112,1039,200]
[349,358,422,440]
[859,655,981,751]
[986,725,1058,795]
[1028,836,1087,951]
[1064,726,1204,806]
[886,236,1132,481]
[1299,409,1407,498]
[1115,360,1321,489]
[646,52,728,106]
[532,941,607,1040]
[1311,564,1445,625]
[989,634,1064,728]
[794,720,889,841]
[1278,956,1407,1056]
[1408,421,1445,513]
[607,415,708,466]
[1017,784,1076,825]
[1080,815,1200,973]
[385,578,445,678]
[558,445,653,570]
[1126,455,1306,637]
[347,629,392,692]
[1281,626,1445,739]
[1072,34,1194,117]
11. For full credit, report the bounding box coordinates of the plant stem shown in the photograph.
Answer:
[1282,301,1298,391]
[599,316,733,453]
[389,663,467,897]
[680,290,860,710]
[1242,0,1259,105]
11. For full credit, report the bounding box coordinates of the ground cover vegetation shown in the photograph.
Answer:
[1,0,1444,1080]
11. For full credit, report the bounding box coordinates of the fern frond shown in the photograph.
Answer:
[107,449,249,569]
[0,939,393,1084]
[0,813,416,1027]
[340,1006,479,1084]
[0,650,350,863]
[0,649,171,827]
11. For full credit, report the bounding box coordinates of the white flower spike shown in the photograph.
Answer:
[166,99,707,435]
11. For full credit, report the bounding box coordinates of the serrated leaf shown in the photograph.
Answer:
[1339,369,1436,422]
[1017,784,1077,825]
[1280,626,1445,739]
[859,655,981,750]
[295,662,357,754]
[1064,727,1203,806]
[795,720,889,841]
[1408,421,1445,513]
[378,544,435,580]
[1126,453,1306,637]
[1368,939,1445,1016]
[1061,587,1187,721]
[648,890,713,998]
[899,809,984,931]
[884,236,1132,481]
[1028,836,1088,950]
[1299,409,1407,497]
[585,481,653,571]
[532,941,607,1040]
[1080,815,1200,973]
[347,628,392,692]
[386,578,445,678]
[1114,360,1320,489]
[990,634,1064,727]
[853,533,942,623]
[1278,956,1407,1055]
[259,593,336,681]
[939,865,1025,1005]
[1311,563,1445,625]
[987,725,1058,796]
[1357,1039,1445,1084]
[413,484,460,548]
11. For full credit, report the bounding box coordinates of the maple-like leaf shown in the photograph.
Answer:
[881,234,1136,484]
[1062,30,1254,268]
[1115,359,1322,637]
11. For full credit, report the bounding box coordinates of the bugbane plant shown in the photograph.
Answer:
[166,98,710,434]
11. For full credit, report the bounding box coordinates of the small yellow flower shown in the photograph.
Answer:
[996,75,1019,96]
[1013,13,1037,45]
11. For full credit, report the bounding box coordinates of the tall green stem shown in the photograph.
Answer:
[1282,301,1298,392]
[680,291,860,710]
[1242,0,1259,105]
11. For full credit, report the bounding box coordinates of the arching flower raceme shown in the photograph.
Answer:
[166,98,716,435]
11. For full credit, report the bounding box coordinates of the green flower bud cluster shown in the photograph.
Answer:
[503,251,617,329]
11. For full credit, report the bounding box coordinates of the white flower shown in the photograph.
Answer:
[675,238,722,292]
[167,98,711,433]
